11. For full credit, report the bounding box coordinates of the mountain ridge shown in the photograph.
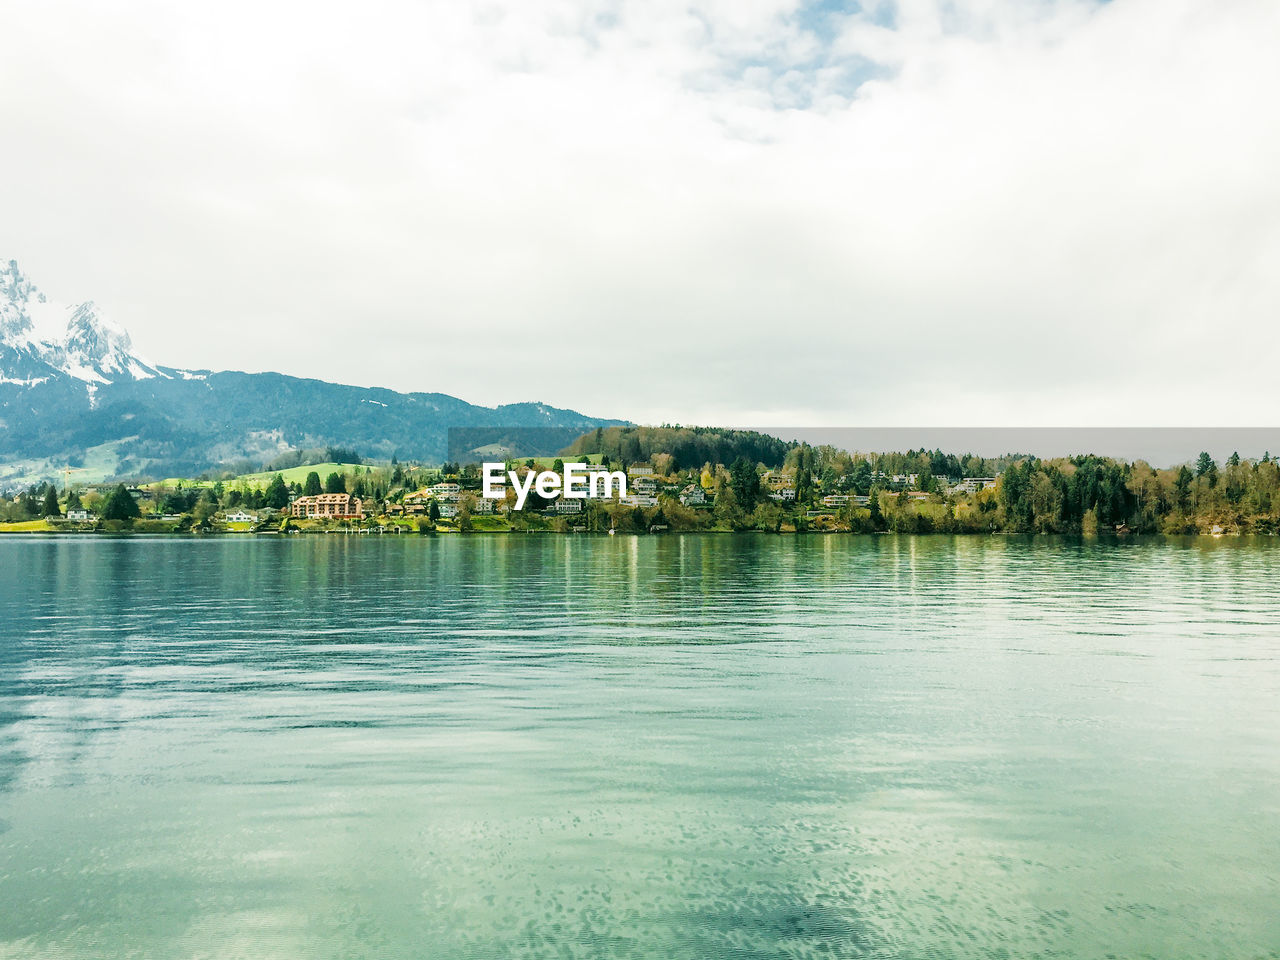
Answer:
[0,261,625,486]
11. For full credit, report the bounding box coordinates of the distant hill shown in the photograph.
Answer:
[0,260,624,486]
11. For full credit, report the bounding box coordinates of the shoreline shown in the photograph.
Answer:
[0,526,1268,540]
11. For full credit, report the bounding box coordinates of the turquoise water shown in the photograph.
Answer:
[1,534,1278,959]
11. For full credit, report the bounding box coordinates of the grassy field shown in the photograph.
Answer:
[117,455,601,494]
[467,515,512,531]
[235,462,370,487]
[0,519,56,533]
[153,462,368,490]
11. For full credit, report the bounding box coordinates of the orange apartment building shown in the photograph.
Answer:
[290,493,365,519]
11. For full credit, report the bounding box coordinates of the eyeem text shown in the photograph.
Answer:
[482,463,627,510]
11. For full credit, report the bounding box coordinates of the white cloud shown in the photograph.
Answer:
[1,0,1277,426]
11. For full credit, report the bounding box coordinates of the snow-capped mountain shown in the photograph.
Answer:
[0,260,624,487]
[0,260,163,389]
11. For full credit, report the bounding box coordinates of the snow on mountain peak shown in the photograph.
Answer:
[1,259,163,385]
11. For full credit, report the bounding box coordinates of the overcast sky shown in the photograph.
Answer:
[2,0,1277,427]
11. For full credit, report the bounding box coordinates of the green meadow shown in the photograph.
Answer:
[153,462,368,490]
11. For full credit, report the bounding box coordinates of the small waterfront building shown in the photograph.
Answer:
[67,509,95,522]
[225,510,256,523]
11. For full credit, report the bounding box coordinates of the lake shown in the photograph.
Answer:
[1,534,1278,959]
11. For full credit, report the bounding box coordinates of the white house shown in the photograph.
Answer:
[679,485,708,506]
[952,477,999,494]
[67,509,95,522]
[225,510,256,523]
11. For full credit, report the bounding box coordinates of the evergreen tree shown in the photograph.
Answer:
[729,457,760,508]
[303,471,323,497]
[65,489,82,512]
[868,487,886,531]
[264,474,290,509]
[324,472,345,494]
[795,468,813,505]
[1174,466,1192,511]
[41,486,61,517]
[851,460,872,494]
[428,500,441,523]
[1195,452,1215,478]
[102,484,140,522]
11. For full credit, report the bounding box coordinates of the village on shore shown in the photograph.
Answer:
[4,424,1276,537]
[1,456,995,536]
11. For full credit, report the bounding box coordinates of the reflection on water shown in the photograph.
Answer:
[1,534,1279,958]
